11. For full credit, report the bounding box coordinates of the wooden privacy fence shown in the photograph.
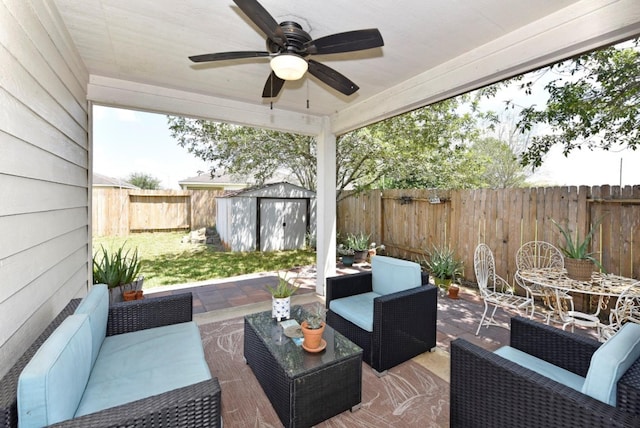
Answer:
[92,188,223,236]
[337,186,640,285]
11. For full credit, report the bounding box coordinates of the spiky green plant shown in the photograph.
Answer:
[93,243,142,289]
[552,218,604,269]
[423,244,463,280]
[266,272,300,298]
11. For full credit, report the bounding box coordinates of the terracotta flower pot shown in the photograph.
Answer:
[135,290,144,300]
[448,284,460,299]
[123,290,137,301]
[301,321,325,350]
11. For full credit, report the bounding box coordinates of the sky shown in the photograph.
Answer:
[93,106,208,189]
[93,94,640,190]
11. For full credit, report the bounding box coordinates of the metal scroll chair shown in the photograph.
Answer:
[600,281,640,341]
[515,240,574,322]
[474,243,532,335]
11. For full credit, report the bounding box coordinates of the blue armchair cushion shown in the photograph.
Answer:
[18,314,93,428]
[371,256,422,295]
[74,284,109,366]
[329,292,380,332]
[75,321,212,417]
[582,322,640,405]
[494,346,585,393]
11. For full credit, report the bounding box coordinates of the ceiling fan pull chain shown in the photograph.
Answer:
[306,80,310,109]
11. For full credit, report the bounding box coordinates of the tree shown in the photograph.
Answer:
[167,95,489,197]
[470,137,527,188]
[127,172,161,189]
[167,117,317,191]
[512,38,640,167]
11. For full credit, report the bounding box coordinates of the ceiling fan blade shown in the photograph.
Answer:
[189,51,270,63]
[307,60,359,96]
[306,29,384,55]
[233,0,286,46]
[262,72,285,98]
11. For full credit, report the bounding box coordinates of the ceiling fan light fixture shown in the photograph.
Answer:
[270,54,308,80]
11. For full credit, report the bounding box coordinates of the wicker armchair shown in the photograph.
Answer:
[326,269,436,374]
[0,293,221,428]
[451,316,640,428]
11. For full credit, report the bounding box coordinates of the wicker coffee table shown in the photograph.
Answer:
[244,306,362,428]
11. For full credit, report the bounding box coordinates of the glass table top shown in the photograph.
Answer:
[245,305,362,377]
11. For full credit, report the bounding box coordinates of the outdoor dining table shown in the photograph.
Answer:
[515,268,637,336]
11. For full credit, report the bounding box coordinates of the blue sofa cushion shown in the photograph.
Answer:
[329,292,380,332]
[582,322,640,405]
[75,321,212,417]
[494,346,586,392]
[74,284,109,366]
[18,314,93,428]
[371,256,422,295]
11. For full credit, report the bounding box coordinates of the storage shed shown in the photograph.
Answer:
[216,182,316,252]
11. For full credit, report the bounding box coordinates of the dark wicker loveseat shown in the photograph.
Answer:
[0,293,221,428]
[326,268,436,374]
[451,316,640,428]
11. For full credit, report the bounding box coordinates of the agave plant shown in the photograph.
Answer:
[423,244,463,280]
[266,272,300,298]
[552,218,604,269]
[93,243,142,289]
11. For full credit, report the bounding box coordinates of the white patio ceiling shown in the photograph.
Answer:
[52,0,640,136]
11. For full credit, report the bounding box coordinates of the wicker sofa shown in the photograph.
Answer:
[451,316,640,428]
[326,256,437,374]
[0,286,221,428]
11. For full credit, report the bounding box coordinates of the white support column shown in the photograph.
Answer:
[316,116,337,295]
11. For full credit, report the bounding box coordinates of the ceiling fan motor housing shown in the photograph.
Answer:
[267,21,312,56]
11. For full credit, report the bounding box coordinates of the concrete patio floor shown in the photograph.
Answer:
[145,262,599,354]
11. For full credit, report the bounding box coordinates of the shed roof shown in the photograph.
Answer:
[93,173,139,189]
[221,182,316,198]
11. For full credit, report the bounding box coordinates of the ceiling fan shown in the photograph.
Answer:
[189,0,384,98]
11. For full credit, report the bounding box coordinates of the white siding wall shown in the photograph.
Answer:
[0,0,89,378]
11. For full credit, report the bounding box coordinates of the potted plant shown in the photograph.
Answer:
[423,244,463,298]
[344,232,370,263]
[300,305,326,351]
[93,243,143,304]
[337,244,356,266]
[266,272,300,321]
[552,218,604,281]
[367,242,385,262]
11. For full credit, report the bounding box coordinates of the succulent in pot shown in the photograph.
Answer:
[343,232,371,263]
[552,218,604,280]
[266,272,300,321]
[93,243,143,303]
[423,244,463,296]
[301,305,326,351]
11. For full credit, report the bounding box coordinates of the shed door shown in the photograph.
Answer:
[260,199,306,251]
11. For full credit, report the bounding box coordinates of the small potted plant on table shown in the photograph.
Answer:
[301,305,326,352]
[266,272,300,321]
[423,244,464,298]
[552,218,604,281]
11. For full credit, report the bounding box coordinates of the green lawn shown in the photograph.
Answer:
[93,232,317,288]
